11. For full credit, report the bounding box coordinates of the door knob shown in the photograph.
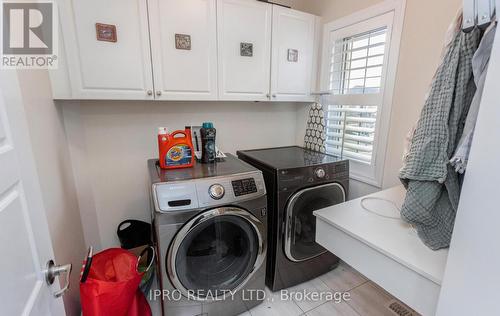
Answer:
[45,260,72,298]
[266,93,270,99]
[272,94,277,98]
[156,91,162,96]
[147,90,153,96]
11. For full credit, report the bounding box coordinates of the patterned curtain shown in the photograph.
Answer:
[304,101,326,153]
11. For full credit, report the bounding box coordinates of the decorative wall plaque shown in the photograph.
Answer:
[95,23,117,42]
[175,34,191,50]
[287,49,298,62]
[240,42,253,57]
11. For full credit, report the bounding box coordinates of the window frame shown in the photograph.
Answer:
[319,0,406,187]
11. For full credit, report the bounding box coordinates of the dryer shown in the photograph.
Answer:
[148,155,267,316]
[237,146,349,291]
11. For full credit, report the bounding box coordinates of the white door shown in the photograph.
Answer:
[148,0,218,101]
[57,0,154,100]
[270,6,316,102]
[0,70,69,315]
[217,0,272,101]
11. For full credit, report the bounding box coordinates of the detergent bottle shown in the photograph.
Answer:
[158,127,194,169]
[200,122,216,164]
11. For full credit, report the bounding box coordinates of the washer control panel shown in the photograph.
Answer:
[232,178,258,197]
[154,171,266,212]
[209,184,225,200]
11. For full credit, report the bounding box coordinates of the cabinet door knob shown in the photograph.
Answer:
[147,90,153,96]
[156,91,162,96]
[272,94,277,98]
[266,93,270,98]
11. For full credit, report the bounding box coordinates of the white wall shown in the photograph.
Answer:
[436,8,500,314]
[63,100,302,249]
[61,0,463,248]
[295,0,461,198]
[17,70,85,316]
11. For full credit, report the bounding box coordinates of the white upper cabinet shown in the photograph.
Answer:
[53,0,154,100]
[217,0,272,101]
[51,0,319,102]
[270,6,317,102]
[148,0,218,100]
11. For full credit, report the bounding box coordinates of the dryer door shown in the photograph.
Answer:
[167,207,266,300]
[284,183,346,262]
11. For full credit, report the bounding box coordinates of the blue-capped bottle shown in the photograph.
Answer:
[200,122,216,163]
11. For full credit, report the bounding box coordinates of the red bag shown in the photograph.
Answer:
[80,248,152,316]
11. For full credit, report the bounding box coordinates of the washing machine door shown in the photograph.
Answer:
[284,183,346,262]
[167,207,266,300]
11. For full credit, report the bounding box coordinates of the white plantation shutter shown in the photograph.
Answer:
[326,104,378,164]
[329,28,387,95]
[325,28,387,165]
[320,9,401,186]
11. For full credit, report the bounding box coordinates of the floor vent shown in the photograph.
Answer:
[387,300,416,316]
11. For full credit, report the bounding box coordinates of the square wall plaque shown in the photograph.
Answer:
[95,23,117,42]
[287,49,298,62]
[175,34,191,50]
[240,42,253,57]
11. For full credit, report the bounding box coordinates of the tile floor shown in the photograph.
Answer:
[240,261,420,316]
[149,261,419,316]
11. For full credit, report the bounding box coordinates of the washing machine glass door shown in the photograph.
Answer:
[285,183,345,262]
[168,207,265,300]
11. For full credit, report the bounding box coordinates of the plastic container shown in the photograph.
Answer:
[117,220,155,294]
[200,122,216,164]
[117,220,151,249]
[158,127,195,169]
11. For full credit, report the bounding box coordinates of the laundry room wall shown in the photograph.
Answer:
[58,0,463,252]
[294,0,462,197]
[62,100,302,250]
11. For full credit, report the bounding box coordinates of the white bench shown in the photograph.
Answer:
[314,185,448,316]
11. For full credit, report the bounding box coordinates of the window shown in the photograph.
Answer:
[329,28,387,95]
[320,1,405,186]
[327,28,387,164]
[326,104,378,164]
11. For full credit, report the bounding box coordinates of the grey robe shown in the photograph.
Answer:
[399,29,480,250]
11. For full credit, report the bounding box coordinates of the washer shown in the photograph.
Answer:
[237,146,349,291]
[148,155,267,316]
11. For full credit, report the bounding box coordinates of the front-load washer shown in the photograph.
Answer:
[148,154,267,316]
[237,146,349,291]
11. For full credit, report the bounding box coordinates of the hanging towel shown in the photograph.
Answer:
[451,23,497,173]
[304,102,327,153]
[399,28,480,250]
[402,11,463,167]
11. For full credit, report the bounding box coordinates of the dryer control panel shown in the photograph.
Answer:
[278,160,349,192]
[153,171,266,212]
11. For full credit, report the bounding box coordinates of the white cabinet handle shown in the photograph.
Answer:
[272,94,277,98]
[156,91,162,96]
[147,90,153,96]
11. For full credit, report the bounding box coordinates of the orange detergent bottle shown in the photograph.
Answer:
[158,127,195,169]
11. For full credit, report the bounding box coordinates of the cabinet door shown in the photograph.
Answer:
[148,0,218,100]
[270,6,316,102]
[217,0,272,101]
[57,0,154,100]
